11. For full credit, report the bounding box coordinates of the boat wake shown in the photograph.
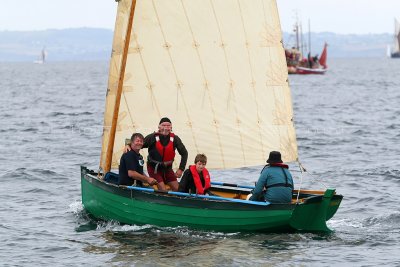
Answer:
[158,226,240,239]
[68,200,241,237]
[330,212,400,234]
[363,212,400,228]
[328,218,364,229]
[68,200,84,214]
[94,221,238,239]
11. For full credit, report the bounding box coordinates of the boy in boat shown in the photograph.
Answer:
[249,151,294,203]
[119,133,158,187]
[125,117,188,191]
[178,153,212,195]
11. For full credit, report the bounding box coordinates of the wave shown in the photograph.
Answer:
[364,212,400,229]
[69,199,240,240]
[23,188,52,194]
[49,111,93,117]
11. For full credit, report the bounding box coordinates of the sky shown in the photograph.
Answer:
[1,0,400,34]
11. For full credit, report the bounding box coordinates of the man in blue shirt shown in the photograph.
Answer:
[249,151,294,203]
[119,133,158,187]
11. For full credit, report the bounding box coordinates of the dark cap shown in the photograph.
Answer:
[266,151,283,164]
[159,117,172,125]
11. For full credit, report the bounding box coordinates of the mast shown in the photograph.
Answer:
[308,19,311,56]
[104,0,137,173]
[300,22,304,57]
[295,21,300,50]
[41,47,46,63]
[293,12,300,51]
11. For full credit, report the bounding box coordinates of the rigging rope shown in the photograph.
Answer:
[295,160,328,203]
[296,160,304,203]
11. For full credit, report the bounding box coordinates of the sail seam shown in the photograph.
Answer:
[278,0,297,160]
[121,93,136,131]
[179,0,225,168]
[130,29,161,117]
[209,0,246,165]
[151,0,200,154]
[237,0,265,160]
[262,0,283,155]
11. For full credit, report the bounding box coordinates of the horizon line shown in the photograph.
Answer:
[0,27,394,36]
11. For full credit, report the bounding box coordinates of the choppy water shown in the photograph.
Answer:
[1,59,400,266]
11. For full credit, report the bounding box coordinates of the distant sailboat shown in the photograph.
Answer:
[391,19,400,58]
[285,19,328,74]
[295,43,328,74]
[34,47,47,64]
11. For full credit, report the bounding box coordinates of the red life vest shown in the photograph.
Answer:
[189,165,211,195]
[269,163,289,169]
[155,133,175,163]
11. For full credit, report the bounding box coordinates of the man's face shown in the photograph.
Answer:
[131,136,144,151]
[195,161,206,173]
[158,122,172,136]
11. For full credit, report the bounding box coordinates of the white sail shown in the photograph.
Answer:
[100,0,298,171]
[34,47,47,64]
[394,19,400,53]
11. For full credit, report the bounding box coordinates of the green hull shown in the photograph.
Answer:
[81,166,342,232]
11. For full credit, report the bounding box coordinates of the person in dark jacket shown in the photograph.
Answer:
[119,133,158,187]
[178,154,212,195]
[125,117,188,191]
[249,151,294,203]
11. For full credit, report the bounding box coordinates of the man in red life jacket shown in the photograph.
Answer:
[125,117,188,191]
[178,154,211,195]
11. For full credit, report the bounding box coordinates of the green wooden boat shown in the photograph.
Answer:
[80,0,343,233]
[81,167,342,232]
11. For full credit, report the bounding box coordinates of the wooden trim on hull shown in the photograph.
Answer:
[81,168,293,212]
[80,166,341,232]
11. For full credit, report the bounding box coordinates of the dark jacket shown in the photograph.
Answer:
[178,169,209,194]
[118,150,144,186]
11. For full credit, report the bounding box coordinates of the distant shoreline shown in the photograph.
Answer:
[0,28,395,61]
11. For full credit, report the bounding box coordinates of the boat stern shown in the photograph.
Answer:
[289,189,338,232]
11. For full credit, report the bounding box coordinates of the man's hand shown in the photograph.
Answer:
[175,169,183,178]
[146,177,158,186]
[123,145,131,153]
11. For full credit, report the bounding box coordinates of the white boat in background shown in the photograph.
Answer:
[391,19,400,58]
[34,47,47,64]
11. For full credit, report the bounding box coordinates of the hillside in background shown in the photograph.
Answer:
[0,28,113,62]
[282,32,393,58]
[0,28,396,62]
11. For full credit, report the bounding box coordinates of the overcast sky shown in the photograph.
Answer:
[1,0,399,34]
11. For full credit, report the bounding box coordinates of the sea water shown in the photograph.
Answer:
[1,58,400,266]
